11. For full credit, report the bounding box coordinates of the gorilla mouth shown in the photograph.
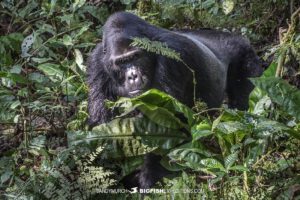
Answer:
[129,89,142,95]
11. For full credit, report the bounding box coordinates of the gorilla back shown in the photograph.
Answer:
[87,12,263,188]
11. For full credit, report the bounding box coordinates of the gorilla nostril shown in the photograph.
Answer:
[128,72,138,82]
[132,73,138,80]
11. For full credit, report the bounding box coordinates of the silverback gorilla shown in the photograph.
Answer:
[87,12,263,189]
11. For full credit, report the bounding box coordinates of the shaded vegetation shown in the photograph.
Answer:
[0,0,300,199]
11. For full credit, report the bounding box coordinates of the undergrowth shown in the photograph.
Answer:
[0,0,300,199]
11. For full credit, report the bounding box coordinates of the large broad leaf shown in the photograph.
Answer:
[166,141,219,173]
[68,117,188,159]
[108,89,196,129]
[136,102,187,129]
[249,62,277,111]
[254,117,300,140]
[251,77,300,120]
[137,89,195,125]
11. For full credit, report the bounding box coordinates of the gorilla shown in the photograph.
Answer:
[87,12,263,189]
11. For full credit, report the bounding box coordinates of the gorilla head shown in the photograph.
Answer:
[103,38,156,97]
[100,14,159,98]
[87,12,263,188]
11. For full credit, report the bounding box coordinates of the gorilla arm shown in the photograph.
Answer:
[87,43,114,126]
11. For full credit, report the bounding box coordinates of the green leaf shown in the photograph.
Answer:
[80,6,109,23]
[160,156,187,172]
[216,121,248,135]
[28,72,48,83]
[0,72,28,84]
[137,103,185,129]
[202,0,216,9]
[72,0,86,11]
[224,151,238,170]
[249,86,266,111]
[18,0,38,18]
[60,75,77,85]
[37,24,57,36]
[1,171,13,184]
[38,63,64,81]
[255,119,288,133]
[21,33,35,57]
[68,117,188,158]
[10,100,21,109]
[251,77,300,120]
[252,95,272,115]
[31,57,53,63]
[229,165,249,172]
[110,89,196,128]
[120,156,144,176]
[168,148,205,170]
[222,0,235,15]
[30,135,46,149]
[170,141,215,158]
[200,158,225,171]
[191,121,213,141]
[262,62,277,78]
[249,62,277,111]
[10,65,22,74]
[254,118,300,140]
[167,141,217,172]
[74,24,91,39]
[74,49,86,72]
[62,35,73,46]
[121,0,137,5]
[49,0,57,16]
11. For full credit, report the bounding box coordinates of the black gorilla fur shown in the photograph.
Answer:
[87,12,263,189]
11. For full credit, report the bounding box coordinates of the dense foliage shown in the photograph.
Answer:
[0,0,299,199]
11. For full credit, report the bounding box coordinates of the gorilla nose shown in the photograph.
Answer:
[126,67,140,84]
[128,72,138,81]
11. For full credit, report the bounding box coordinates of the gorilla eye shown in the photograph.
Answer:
[114,51,141,65]
[118,55,135,64]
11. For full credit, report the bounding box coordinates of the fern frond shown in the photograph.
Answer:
[41,146,115,200]
[131,37,182,61]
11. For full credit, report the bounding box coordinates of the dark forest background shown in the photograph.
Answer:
[0,0,299,199]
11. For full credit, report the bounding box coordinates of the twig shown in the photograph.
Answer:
[290,0,294,16]
[194,108,222,116]
[276,7,300,77]
[252,148,277,168]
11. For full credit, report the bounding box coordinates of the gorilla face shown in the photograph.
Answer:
[104,37,156,97]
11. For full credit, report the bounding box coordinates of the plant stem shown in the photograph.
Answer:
[243,162,249,193]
